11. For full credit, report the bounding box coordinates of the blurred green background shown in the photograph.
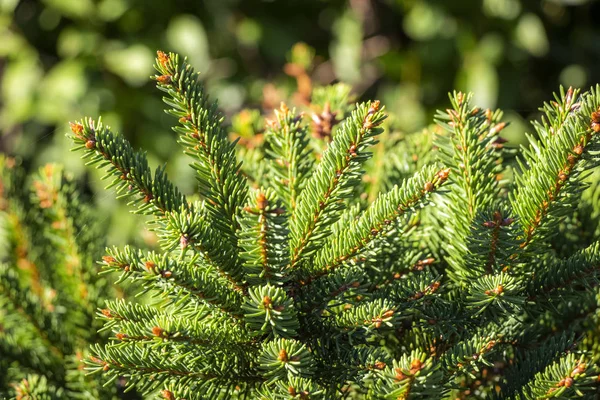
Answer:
[1,0,599,242]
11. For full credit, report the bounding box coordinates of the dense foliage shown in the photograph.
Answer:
[46,50,600,398]
[0,157,125,398]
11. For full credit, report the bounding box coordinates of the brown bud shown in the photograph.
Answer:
[262,296,272,307]
[368,100,381,115]
[161,390,175,400]
[278,348,288,362]
[501,218,515,226]
[180,235,189,249]
[162,270,172,278]
[373,361,386,370]
[573,145,584,155]
[395,368,406,381]
[152,326,164,337]
[85,140,95,149]
[419,258,435,266]
[115,332,127,340]
[429,281,441,292]
[592,110,600,123]
[382,310,394,319]
[157,51,170,67]
[592,122,600,133]
[437,168,450,181]
[424,182,434,192]
[70,122,84,135]
[257,192,268,210]
[101,309,112,318]
[490,122,506,135]
[103,363,110,371]
[564,376,574,387]
[156,75,172,84]
[558,171,568,181]
[102,256,116,265]
[145,261,156,270]
[349,144,357,156]
[565,87,574,105]
[410,358,423,372]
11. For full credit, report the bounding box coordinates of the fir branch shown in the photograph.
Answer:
[68,118,187,216]
[158,202,244,284]
[101,246,244,315]
[265,103,312,213]
[309,165,449,280]
[239,189,289,286]
[0,264,68,358]
[527,241,600,299]
[434,92,508,281]
[289,101,386,270]
[511,86,600,253]
[153,51,248,240]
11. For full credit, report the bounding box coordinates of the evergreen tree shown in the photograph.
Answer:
[57,51,600,398]
[0,157,127,398]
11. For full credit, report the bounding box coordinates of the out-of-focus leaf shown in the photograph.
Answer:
[166,14,210,73]
[1,56,43,127]
[57,28,99,58]
[403,2,446,41]
[103,43,154,86]
[37,60,87,123]
[97,0,129,21]
[483,0,522,20]
[42,0,94,19]
[514,13,549,57]
[330,8,362,84]
[459,55,498,109]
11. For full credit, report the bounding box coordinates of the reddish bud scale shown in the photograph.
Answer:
[85,140,95,149]
[161,390,175,400]
[102,256,116,265]
[70,122,84,136]
[278,348,288,362]
[262,296,272,307]
[156,75,172,84]
[373,361,386,370]
[145,260,156,270]
[368,100,381,115]
[152,326,164,337]
[157,51,170,68]
[257,192,268,210]
[162,270,172,278]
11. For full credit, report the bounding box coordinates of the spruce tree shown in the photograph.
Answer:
[63,51,600,398]
[0,157,126,398]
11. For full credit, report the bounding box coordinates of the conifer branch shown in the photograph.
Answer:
[68,118,187,216]
[101,247,244,315]
[511,86,600,252]
[239,189,289,286]
[289,101,386,269]
[434,92,508,281]
[153,51,248,240]
[265,103,312,213]
[309,165,449,279]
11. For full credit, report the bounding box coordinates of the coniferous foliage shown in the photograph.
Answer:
[0,157,125,398]
[66,51,600,399]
